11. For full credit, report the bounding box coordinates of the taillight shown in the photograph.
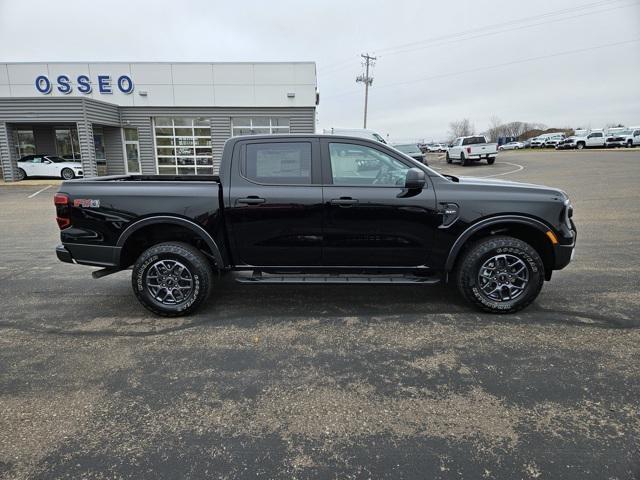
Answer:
[54,193,71,229]
[466,147,471,154]
[54,193,68,205]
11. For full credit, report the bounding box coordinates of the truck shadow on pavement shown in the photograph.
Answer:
[3,274,637,338]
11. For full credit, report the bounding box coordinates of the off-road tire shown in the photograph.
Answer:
[460,153,469,166]
[446,152,452,164]
[17,168,27,181]
[455,235,545,314]
[61,168,75,180]
[487,157,496,165]
[132,242,213,317]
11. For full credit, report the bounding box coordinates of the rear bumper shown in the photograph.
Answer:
[56,244,74,264]
[55,243,120,267]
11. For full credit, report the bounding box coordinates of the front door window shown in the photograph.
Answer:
[328,142,409,186]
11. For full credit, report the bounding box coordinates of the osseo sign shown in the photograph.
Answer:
[34,74,134,95]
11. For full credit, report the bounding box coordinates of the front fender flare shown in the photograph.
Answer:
[445,215,553,271]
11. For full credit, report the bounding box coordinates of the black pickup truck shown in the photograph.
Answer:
[54,135,576,316]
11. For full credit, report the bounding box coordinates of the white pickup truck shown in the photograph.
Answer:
[446,135,498,166]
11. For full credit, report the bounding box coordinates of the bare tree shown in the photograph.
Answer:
[487,115,502,142]
[448,118,474,142]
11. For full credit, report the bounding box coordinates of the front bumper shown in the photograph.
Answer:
[553,226,576,270]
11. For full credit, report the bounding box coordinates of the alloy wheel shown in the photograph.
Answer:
[477,254,529,302]
[145,259,194,305]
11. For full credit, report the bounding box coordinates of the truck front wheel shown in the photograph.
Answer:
[455,236,544,314]
[132,242,213,317]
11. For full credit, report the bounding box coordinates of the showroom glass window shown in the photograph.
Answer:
[124,128,141,174]
[154,117,212,175]
[13,129,36,158]
[55,128,81,160]
[231,117,290,136]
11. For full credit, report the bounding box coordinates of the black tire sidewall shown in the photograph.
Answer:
[132,243,213,316]
[457,236,544,313]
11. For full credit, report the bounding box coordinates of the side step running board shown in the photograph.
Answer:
[236,272,441,285]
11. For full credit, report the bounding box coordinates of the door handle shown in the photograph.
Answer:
[236,196,265,205]
[331,197,358,206]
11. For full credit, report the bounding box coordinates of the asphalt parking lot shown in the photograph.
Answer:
[1,149,639,479]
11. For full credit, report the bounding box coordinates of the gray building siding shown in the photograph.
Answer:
[103,126,126,175]
[0,122,16,181]
[0,97,316,179]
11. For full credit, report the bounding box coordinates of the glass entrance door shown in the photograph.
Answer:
[124,128,141,174]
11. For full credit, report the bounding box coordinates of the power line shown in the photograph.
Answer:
[375,0,629,55]
[323,38,640,100]
[317,0,636,77]
[376,1,638,58]
[355,53,376,128]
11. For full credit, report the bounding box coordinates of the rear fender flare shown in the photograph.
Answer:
[445,215,553,271]
[115,215,223,268]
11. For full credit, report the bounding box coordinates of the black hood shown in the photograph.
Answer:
[457,176,567,197]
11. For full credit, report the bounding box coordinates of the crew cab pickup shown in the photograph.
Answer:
[446,136,498,166]
[55,135,576,316]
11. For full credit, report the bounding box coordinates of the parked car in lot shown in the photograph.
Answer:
[426,143,447,152]
[17,154,84,181]
[555,137,578,150]
[498,141,525,151]
[55,134,576,316]
[543,134,565,148]
[573,131,605,149]
[530,136,546,148]
[446,135,498,165]
[619,127,640,147]
[392,143,428,164]
[604,132,627,148]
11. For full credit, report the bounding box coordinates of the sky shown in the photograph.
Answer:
[0,0,639,142]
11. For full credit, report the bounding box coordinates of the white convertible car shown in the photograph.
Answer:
[17,155,84,180]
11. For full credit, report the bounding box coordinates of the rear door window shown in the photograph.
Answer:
[244,142,312,185]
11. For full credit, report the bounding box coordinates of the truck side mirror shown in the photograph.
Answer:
[405,168,426,190]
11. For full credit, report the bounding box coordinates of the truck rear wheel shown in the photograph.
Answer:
[132,242,213,317]
[455,235,544,314]
[460,153,469,166]
[487,157,496,165]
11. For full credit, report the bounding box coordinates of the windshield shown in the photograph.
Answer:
[616,130,631,135]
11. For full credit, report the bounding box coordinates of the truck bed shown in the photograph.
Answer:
[66,174,221,183]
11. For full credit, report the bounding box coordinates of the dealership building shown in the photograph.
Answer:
[0,62,317,181]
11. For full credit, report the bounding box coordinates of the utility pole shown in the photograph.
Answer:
[356,53,376,129]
